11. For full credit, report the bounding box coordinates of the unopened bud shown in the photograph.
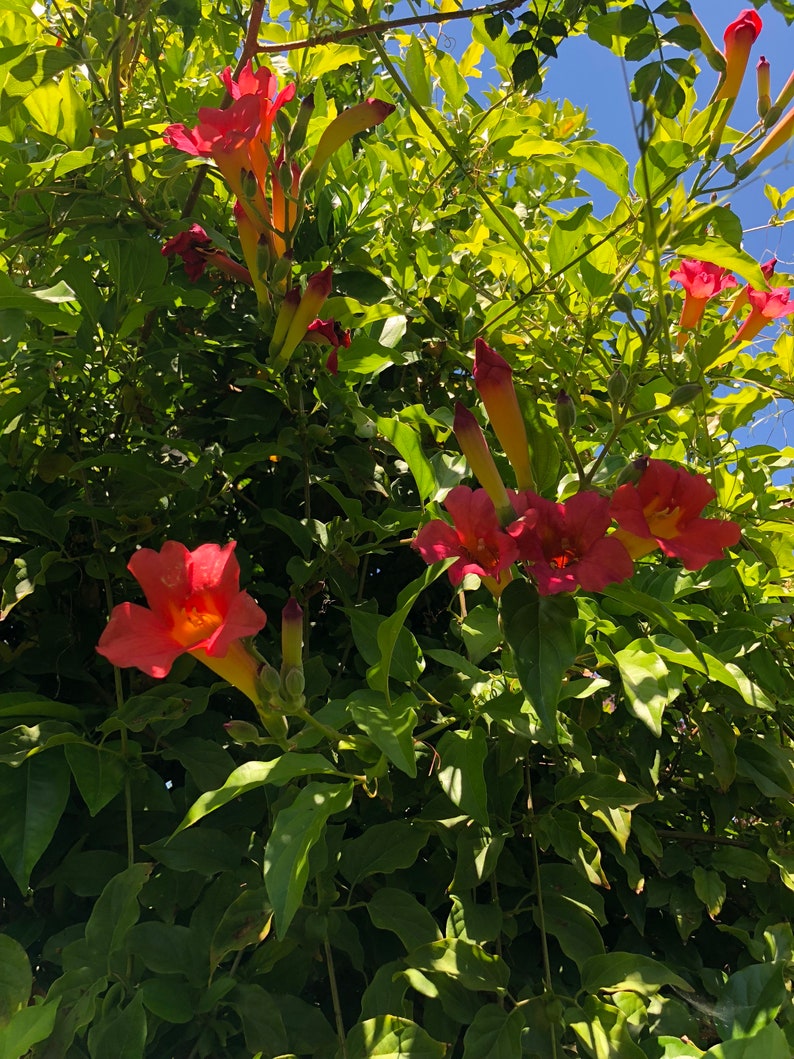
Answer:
[278,160,293,193]
[288,94,315,155]
[757,56,771,119]
[667,382,702,409]
[616,455,649,487]
[258,663,282,698]
[606,370,627,403]
[281,597,304,672]
[274,108,292,140]
[555,390,576,432]
[270,252,294,285]
[255,235,273,282]
[763,103,783,128]
[283,667,305,700]
[223,719,262,744]
[240,168,259,201]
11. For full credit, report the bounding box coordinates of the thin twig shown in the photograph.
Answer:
[255,0,524,54]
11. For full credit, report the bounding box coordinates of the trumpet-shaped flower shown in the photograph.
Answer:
[610,460,741,569]
[740,104,794,176]
[732,284,794,344]
[725,257,777,317]
[220,62,296,145]
[96,541,267,702]
[509,491,633,596]
[162,224,253,286]
[472,339,533,490]
[670,259,737,345]
[453,403,515,524]
[412,486,519,586]
[717,9,763,102]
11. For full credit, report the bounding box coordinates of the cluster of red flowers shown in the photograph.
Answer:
[412,341,741,597]
[162,62,395,369]
[670,256,794,347]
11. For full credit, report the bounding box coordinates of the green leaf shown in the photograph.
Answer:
[143,828,247,875]
[83,863,152,961]
[346,1016,446,1059]
[0,750,72,892]
[461,604,502,664]
[348,606,424,684]
[367,888,442,951]
[210,888,273,971]
[601,584,704,662]
[0,274,76,320]
[0,999,60,1059]
[711,847,769,883]
[570,143,629,197]
[500,579,577,739]
[704,1019,790,1058]
[339,821,428,885]
[462,1005,525,1058]
[404,37,432,108]
[139,979,194,1025]
[406,938,509,993]
[377,415,436,502]
[615,638,685,736]
[263,781,353,936]
[555,772,652,809]
[0,693,83,724]
[568,995,647,1059]
[435,728,489,825]
[86,991,146,1059]
[65,743,126,816]
[367,561,453,700]
[349,690,418,777]
[693,867,726,918]
[697,712,737,791]
[0,548,63,619]
[714,962,787,1039]
[581,952,692,996]
[0,935,31,1026]
[174,754,339,833]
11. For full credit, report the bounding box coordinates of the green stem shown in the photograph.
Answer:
[525,757,558,1059]
[324,938,348,1058]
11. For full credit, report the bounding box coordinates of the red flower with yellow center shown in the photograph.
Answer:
[669,259,737,346]
[610,459,741,570]
[509,491,632,596]
[97,541,267,702]
[412,486,519,588]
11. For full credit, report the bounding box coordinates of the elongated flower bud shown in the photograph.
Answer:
[757,56,771,117]
[770,68,794,115]
[453,402,514,524]
[607,370,627,403]
[281,597,304,672]
[288,94,315,155]
[739,105,794,176]
[675,9,725,73]
[716,9,762,103]
[269,286,301,359]
[271,266,333,368]
[301,98,396,186]
[667,383,702,409]
[472,339,533,490]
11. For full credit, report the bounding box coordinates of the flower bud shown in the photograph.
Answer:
[472,338,533,490]
[223,719,262,744]
[757,56,771,118]
[283,667,305,700]
[555,390,576,432]
[606,370,627,403]
[257,662,282,698]
[667,382,702,409]
[281,597,304,672]
[268,286,301,360]
[452,402,514,525]
[288,94,315,155]
[615,455,649,487]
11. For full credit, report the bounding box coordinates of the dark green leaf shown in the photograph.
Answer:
[0,750,72,892]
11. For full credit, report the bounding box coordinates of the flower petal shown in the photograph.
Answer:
[96,603,183,678]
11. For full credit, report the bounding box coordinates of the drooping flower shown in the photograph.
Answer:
[731,284,794,344]
[162,224,254,286]
[162,225,214,281]
[96,541,267,702]
[304,317,351,375]
[412,486,519,588]
[453,403,515,525]
[610,460,741,570]
[670,259,738,346]
[220,62,296,147]
[508,491,633,596]
[472,338,533,491]
[717,9,763,103]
